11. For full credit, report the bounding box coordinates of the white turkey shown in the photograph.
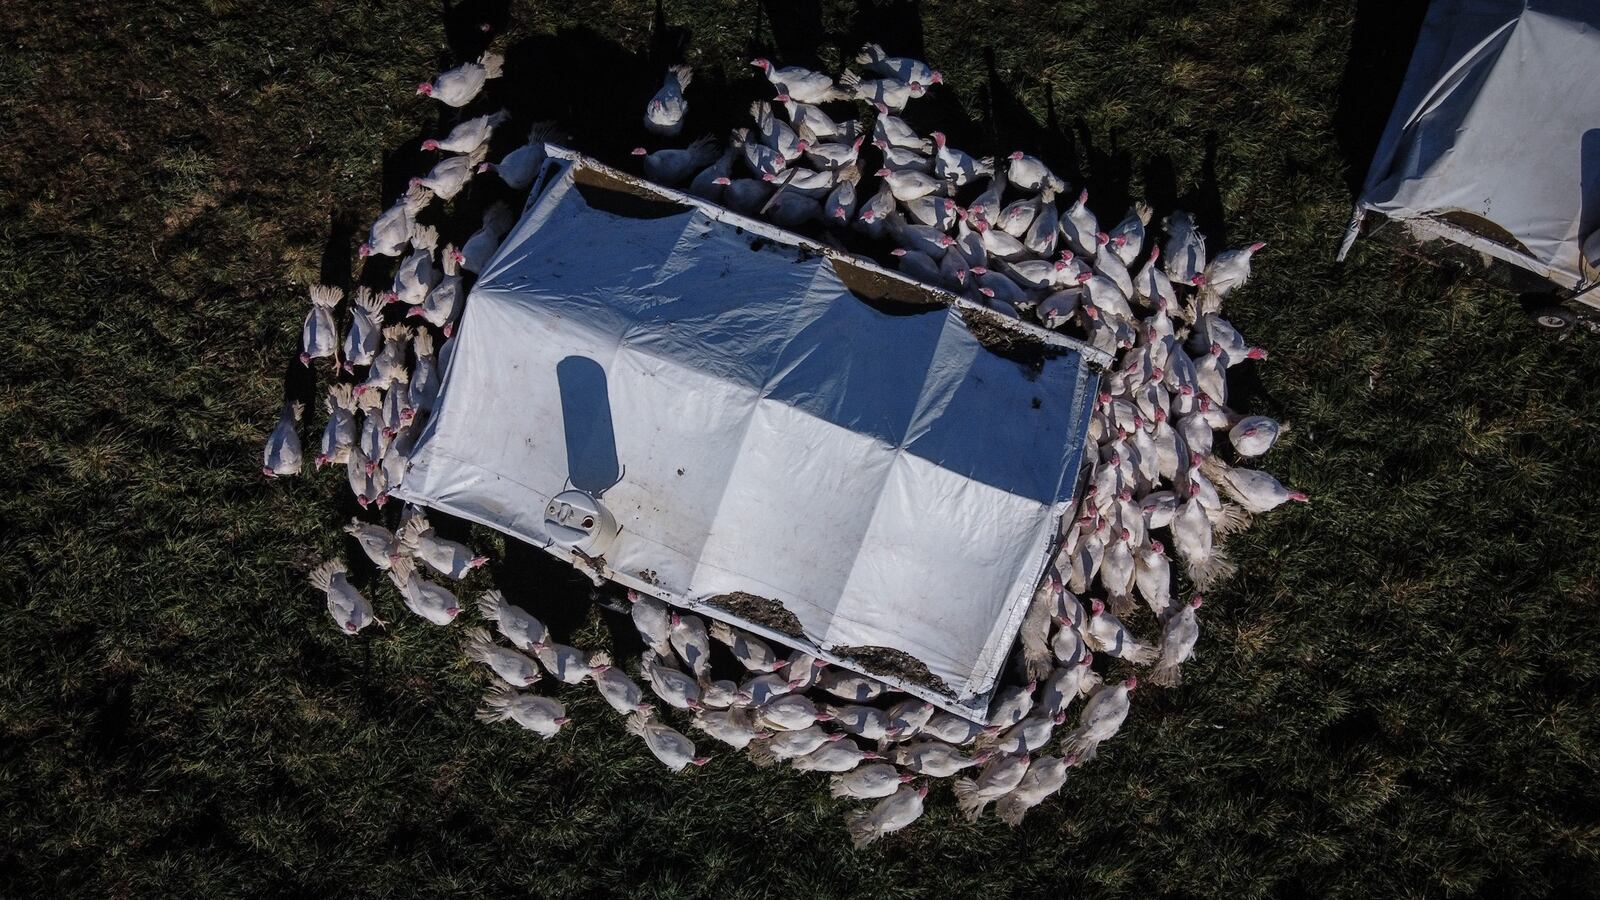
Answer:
[459,202,515,274]
[416,52,503,107]
[461,626,541,686]
[299,284,340,367]
[1086,599,1159,665]
[1162,210,1207,286]
[1200,457,1308,512]
[644,65,693,137]
[411,145,486,202]
[830,763,913,800]
[931,131,992,185]
[750,59,847,103]
[396,511,488,579]
[1061,677,1135,765]
[262,401,303,477]
[388,556,462,625]
[476,684,567,738]
[1006,152,1066,193]
[316,381,358,464]
[692,706,765,750]
[309,559,380,634]
[476,589,546,650]
[749,100,807,161]
[953,752,1030,821]
[423,109,508,154]
[839,69,926,112]
[995,756,1069,825]
[341,287,383,372]
[844,784,927,848]
[360,184,431,258]
[479,122,557,190]
[409,244,465,337]
[632,135,719,186]
[855,43,942,85]
[625,707,710,772]
[791,737,877,773]
[1149,596,1204,687]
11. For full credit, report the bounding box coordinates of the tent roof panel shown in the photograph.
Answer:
[395,152,1101,719]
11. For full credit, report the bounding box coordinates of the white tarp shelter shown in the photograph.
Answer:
[395,150,1104,719]
[1338,0,1600,300]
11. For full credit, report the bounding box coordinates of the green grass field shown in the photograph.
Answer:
[4,0,1600,896]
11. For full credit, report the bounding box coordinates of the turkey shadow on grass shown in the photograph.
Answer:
[1141,133,1229,249]
[319,208,356,294]
[980,46,1077,176]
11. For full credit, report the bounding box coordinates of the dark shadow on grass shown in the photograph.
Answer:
[757,0,826,68]
[841,0,924,71]
[441,0,510,61]
[647,0,691,72]
[319,209,355,293]
[494,538,602,640]
[279,356,318,412]
[1183,133,1228,248]
[1332,0,1429,195]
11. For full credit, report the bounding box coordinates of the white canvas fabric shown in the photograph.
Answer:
[1341,0,1600,292]
[394,153,1101,719]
